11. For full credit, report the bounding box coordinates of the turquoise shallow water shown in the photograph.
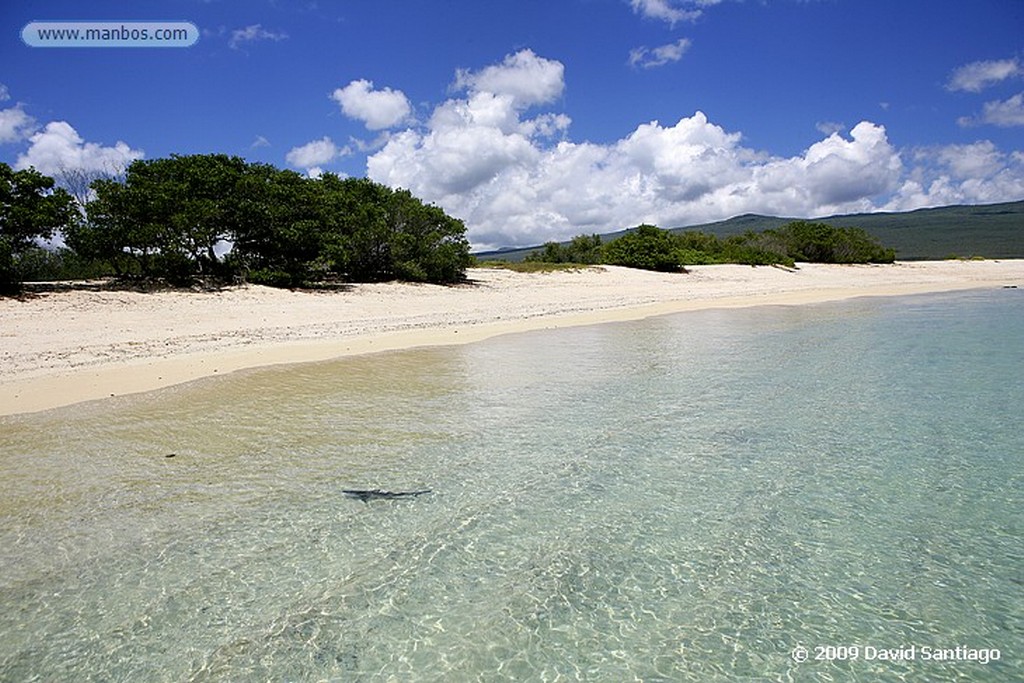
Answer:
[1,289,1022,681]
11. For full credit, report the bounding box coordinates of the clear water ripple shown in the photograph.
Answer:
[1,289,1021,681]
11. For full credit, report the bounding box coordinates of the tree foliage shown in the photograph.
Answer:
[766,221,895,263]
[0,163,78,292]
[69,154,252,283]
[525,233,603,265]
[525,220,895,271]
[230,172,471,286]
[10,246,114,282]
[601,224,688,271]
[64,154,471,287]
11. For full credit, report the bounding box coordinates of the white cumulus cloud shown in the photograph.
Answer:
[363,49,1023,250]
[285,136,346,169]
[629,38,693,69]
[453,49,565,109]
[15,121,143,176]
[934,141,1006,178]
[888,141,1024,210]
[331,79,412,130]
[768,122,904,208]
[947,58,1021,93]
[369,98,542,197]
[0,104,36,144]
[369,107,905,248]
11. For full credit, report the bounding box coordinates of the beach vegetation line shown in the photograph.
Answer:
[522,221,895,272]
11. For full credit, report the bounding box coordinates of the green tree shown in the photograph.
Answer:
[0,163,78,292]
[11,246,112,281]
[71,175,155,278]
[525,240,571,263]
[68,154,472,288]
[673,230,729,265]
[332,177,396,282]
[570,234,603,264]
[71,154,256,283]
[311,176,469,284]
[231,173,471,286]
[526,233,603,264]
[602,224,686,272]
[384,187,471,283]
[229,164,321,286]
[721,230,793,266]
[769,221,895,263]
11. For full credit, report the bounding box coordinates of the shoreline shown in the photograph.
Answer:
[3,260,1022,417]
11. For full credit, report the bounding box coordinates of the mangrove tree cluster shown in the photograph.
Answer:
[1,155,472,292]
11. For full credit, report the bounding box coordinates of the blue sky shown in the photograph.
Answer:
[2,0,1022,249]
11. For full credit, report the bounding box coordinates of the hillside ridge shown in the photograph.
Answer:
[475,200,1024,262]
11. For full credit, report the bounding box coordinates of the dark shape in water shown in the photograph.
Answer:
[343,488,432,503]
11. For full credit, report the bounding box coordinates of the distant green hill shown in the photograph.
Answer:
[475,200,1024,262]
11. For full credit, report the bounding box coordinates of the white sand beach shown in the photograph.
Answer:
[2,260,1021,416]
